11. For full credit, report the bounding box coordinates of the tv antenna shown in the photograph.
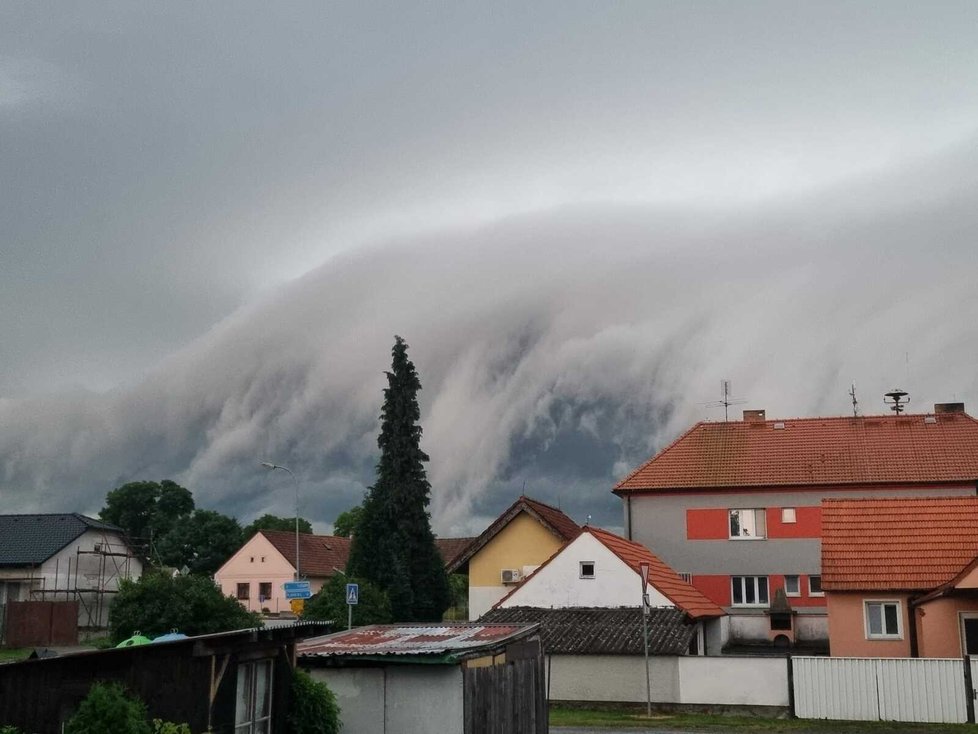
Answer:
[848,383,859,417]
[702,380,747,421]
[884,388,910,414]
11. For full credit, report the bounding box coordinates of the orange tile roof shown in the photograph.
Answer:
[585,527,725,619]
[435,537,475,568]
[615,412,978,493]
[821,497,978,591]
[261,530,350,578]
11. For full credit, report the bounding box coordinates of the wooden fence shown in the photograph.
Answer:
[463,657,546,734]
[4,601,79,647]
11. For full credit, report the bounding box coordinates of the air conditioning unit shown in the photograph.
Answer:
[500,569,521,584]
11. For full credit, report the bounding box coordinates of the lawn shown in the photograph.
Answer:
[549,707,975,733]
[0,649,30,663]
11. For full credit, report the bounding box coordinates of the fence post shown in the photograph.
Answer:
[964,655,975,724]
[786,655,795,718]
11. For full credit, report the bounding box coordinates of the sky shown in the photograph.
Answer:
[2,2,977,535]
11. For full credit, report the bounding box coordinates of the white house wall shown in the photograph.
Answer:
[498,533,673,609]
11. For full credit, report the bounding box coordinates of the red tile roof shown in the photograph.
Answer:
[261,530,350,578]
[435,537,475,568]
[585,527,725,619]
[446,496,581,573]
[821,497,978,591]
[615,412,978,493]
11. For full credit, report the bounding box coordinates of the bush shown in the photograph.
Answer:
[151,722,191,734]
[64,682,151,734]
[301,575,391,627]
[109,570,260,642]
[288,669,340,734]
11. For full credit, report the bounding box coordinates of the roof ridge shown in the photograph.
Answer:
[613,421,705,490]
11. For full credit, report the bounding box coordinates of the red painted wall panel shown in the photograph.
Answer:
[692,575,732,606]
[769,574,827,607]
[767,506,821,539]
[686,508,729,539]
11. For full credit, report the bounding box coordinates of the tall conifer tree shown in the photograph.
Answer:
[347,336,450,621]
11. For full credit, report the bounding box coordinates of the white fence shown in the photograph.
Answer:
[792,656,972,724]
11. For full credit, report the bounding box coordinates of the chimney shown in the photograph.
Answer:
[743,409,766,422]
[934,402,965,414]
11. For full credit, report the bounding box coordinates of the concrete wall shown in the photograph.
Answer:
[310,665,464,734]
[498,533,672,610]
[546,655,788,707]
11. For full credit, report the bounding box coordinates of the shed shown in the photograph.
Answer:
[298,622,545,734]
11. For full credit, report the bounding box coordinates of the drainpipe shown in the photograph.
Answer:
[908,597,920,658]
[626,495,633,540]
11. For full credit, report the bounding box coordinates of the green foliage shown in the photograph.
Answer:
[288,669,340,734]
[0,726,28,734]
[444,573,469,620]
[332,506,362,538]
[347,336,450,621]
[65,682,151,734]
[109,570,260,642]
[301,574,391,626]
[243,514,313,539]
[156,509,243,576]
[100,480,194,556]
[151,722,191,734]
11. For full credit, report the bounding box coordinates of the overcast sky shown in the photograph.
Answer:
[2,2,977,535]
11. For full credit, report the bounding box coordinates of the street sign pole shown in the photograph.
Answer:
[640,562,652,718]
[346,583,359,630]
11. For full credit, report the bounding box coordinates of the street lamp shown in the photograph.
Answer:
[260,461,301,581]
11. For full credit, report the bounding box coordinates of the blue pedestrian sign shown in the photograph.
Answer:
[284,581,312,599]
[346,583,359,605]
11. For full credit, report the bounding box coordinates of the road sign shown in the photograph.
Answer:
[290,599,306,615]
[346,583,359,605]
[284,581,312,599]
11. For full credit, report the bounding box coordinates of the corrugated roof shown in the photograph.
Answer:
[0,514,124,567]
[480,607,695,656]
[821,496,978,591]
[297,623,538,660]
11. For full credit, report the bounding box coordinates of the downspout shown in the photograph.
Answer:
[908,596,921,658]
[626,495,633,541]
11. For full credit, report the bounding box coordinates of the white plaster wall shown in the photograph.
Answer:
[707,616,730,653]
[498,534,672,609]
[795,611,828,641]
[677,656,788,706]
[547,655,679,703]
[729,613,771,641]
[308,666,463,734]
[470,585,508,620]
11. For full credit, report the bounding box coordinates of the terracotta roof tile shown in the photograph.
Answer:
[261,530,350,578]
[615,412,978,492]
[435,537,475,568]
[821,496,978,591]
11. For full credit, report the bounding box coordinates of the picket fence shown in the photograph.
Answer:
[792,656,977,724]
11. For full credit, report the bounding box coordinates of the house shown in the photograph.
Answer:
[0,514,142,632]
[446,496,581,619]
[613,402,978,651]
[822,496,978,658]
[215,530,473,615]
[491,526,725,653]
[0,622,327,734]
[298,622,545,734]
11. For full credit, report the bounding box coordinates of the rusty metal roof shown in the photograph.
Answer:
[297,623,539,661]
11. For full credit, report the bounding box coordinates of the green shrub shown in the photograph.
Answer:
[151,721,191,734]
[288,669,340,734]
[301,574,391,627]
[1,725,28,734]
[64,682,152,734]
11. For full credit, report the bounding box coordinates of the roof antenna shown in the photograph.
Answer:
[585,514,592,526]
[521,480,526,497]
[884,388,910,414]
[849,383,859,417]
[705,380,747,421]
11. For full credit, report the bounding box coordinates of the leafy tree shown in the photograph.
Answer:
[65,682,151,734]
[243,514,313,539]
[156,509,243,576]
[99,480,194,556]
[288,669,341,734]
[109,570,259,643]
[332,506,362,538]
[347,336,450,621]
[301,575,391,626]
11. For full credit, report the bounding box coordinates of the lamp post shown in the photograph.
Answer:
[260,462,301,581]
[639,562,652,718]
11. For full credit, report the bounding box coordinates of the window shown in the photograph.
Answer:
[260,556,265,562]
[579,562,595,579]
[729,509,766,539]
[678,572,693,583]
[809,575,823,596]
[784,575,800,596]
[235,660,273,733]
[865,601,902,639]
[731,576,769,606]
[259,582,272,602]
[249,556,255,563]
[781,507,797,523]
[236,583,250,600]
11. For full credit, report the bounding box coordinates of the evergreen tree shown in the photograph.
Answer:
[347,336,450,621]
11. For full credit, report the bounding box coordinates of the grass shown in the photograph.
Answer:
[548,707,975,733]
[0,648,30,663]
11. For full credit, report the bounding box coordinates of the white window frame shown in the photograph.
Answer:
[781,507,797,524]
[235,659,273,733]
[729,509,766,539]
[579,561,595,579]
[808,575,824,597]
[864,600,903,640]
[784,574,801,597]
[731,576,769,607]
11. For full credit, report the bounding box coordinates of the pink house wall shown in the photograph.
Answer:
[827,591,912,657]
[917,596,978,658]
[214,534,325,614]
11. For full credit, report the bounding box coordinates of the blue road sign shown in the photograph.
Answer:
[284,581,312,599]
[346,583,359,605]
